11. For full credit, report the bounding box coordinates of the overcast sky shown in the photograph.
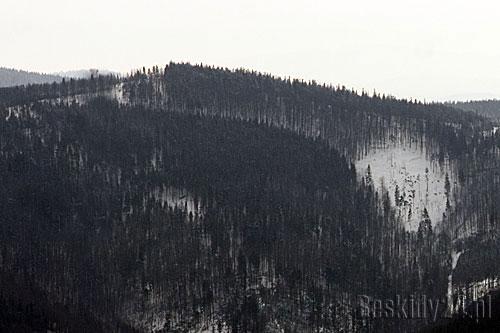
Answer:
[2,0,499,101]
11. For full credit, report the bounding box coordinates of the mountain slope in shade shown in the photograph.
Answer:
[0,67,62,88]
[0,63,499,331]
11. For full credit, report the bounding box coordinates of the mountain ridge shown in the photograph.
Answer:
[1,62,499,332]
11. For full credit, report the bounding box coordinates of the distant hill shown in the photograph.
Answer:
[448,100,500,121]
[53,69,119,79]
[0,68,119,88]
[0,67,62,88]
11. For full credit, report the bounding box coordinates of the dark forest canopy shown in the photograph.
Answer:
[0,98,453,332]
[159,63,486,124]
[0,62,489,127]
[0,63,499,332]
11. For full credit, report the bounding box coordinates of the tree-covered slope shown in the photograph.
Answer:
[0,98,455,332]
[0,63,499,331]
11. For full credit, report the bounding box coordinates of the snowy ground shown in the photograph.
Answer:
[447,250,463,315]
[452,276,500,314]
[157,185,203,217]
[356,144,452,231]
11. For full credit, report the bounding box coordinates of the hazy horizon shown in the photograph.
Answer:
[2,0,500,102]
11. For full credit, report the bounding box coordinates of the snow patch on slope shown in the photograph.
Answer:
[447,250,463,316]
[356,145,451,231]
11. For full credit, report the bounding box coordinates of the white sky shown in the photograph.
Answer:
[1,0,499,101]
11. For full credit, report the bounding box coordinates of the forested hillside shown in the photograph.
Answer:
[0,63,499,332]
